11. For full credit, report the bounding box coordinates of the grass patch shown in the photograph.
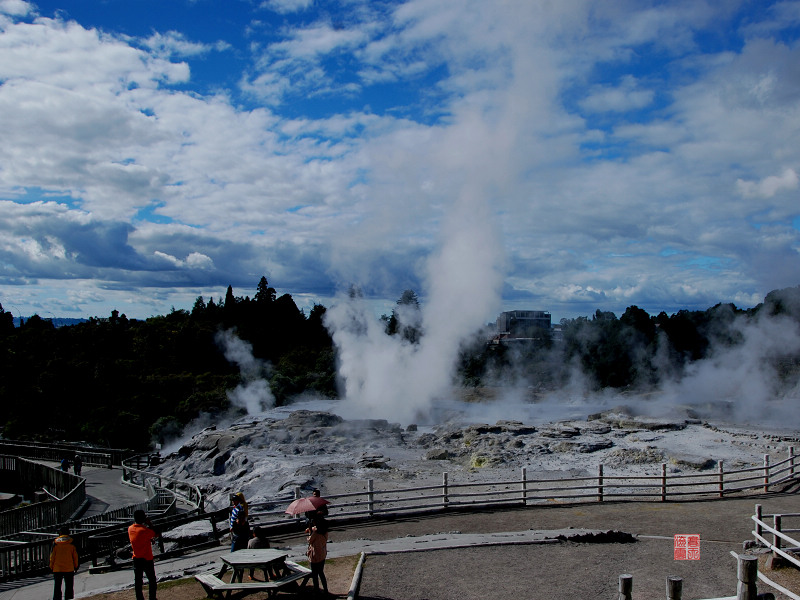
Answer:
[158,577,198,590]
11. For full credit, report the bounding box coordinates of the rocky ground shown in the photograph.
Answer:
[152,400,800,512]
[76,397,800,600]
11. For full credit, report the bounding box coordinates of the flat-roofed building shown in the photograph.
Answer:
[496,310,551,338]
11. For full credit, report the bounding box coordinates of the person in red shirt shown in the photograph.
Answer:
[128,510,160,600]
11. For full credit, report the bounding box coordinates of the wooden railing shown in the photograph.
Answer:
[0,456,86,537]
[617,554,776,600]
[0,451,204,581]
[3,448,798,583]
[243,449,800,526]
[0,486,176,581]
[751,505,800,600]
[121,455,204,512]
[0,440,132,468]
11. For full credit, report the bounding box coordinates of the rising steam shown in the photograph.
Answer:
[216,329,276,415]
[325,189,505,425]
[656,311,800,426]
[159,330,275,454]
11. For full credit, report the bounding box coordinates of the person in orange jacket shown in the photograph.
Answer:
[50,526,79,600]
[128,510,160,600]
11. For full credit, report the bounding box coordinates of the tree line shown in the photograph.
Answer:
[460,286,800,394]
[0,277,334,450]
[1,281,798,451]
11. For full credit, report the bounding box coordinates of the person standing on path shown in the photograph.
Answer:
[229,492,250,552]
[306,515,329,595]
[72,455,82,476]
[50,526,79,600]
[128,510,160,600]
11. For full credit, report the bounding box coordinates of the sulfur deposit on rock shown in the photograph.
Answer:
[668,454,716,470]
[605,447,665,467]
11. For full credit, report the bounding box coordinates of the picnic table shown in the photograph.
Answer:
[195,549,311,598]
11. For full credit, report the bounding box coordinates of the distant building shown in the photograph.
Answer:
[496,310,551,337]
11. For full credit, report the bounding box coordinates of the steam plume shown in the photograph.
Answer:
[326,188,505,425]
[216,329,276,415]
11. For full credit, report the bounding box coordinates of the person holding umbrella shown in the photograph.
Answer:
[305,489,329,525]
[285,491,331,521]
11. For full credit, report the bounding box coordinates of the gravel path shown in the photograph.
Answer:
[312,490,800,600]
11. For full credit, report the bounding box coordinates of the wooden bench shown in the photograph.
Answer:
[195,563,311,598]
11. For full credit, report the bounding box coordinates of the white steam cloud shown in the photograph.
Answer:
[326,188,505,425]
[657,312,800,426]
[216,329,276,415]
[158,330,275,455]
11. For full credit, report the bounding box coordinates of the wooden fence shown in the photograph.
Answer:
[121,455,205,512]
[750,504,800,600]
[0,456,86,536]
[3,447,799,583]
[243,448,800,526]
[0,451,205,581]
[0,440,131,468]
[617,554,775,600]
[0,484,177,581]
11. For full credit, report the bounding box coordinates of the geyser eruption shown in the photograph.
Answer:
[326,188,505,425]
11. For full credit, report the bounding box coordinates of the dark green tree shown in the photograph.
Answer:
[386,289,422,343]
[0,303,14,336]
[254,276,276,303]
[191,296,206,316]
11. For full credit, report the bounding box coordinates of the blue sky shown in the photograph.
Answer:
[1,0,799,323]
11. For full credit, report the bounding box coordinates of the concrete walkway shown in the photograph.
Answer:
[79,465,150,517]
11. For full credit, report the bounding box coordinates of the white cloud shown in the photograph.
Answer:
[579,76,655,113]
[138,31,230,59]
[737,168,799,199]
[186,252,214,269]
[0,0,31,17]
[260,0,314,15]
[1,1,800,322]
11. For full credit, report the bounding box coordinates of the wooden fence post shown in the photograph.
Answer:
[619,574,632,600]
[667,576,682,600]
[755,504,763,539]
[521,467,527,505]
[598,464,604,502]
[736,554,758,600]
[661,463,667,501]
[718,460,724,498]
[367,479,374,517]
[774,515,782,557]
[442,472,449,508]
[764,454,770,492]
[791,447,796,478]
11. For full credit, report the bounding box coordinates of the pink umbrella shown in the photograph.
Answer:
[285,496,331,515]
